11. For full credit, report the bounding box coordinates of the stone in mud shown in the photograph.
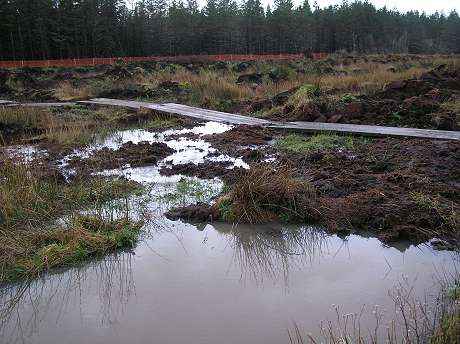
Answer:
[237,73,263,85]
[250,99,272,112]
[272,88,297,106]
[0,69,8,92]
[234,62,250,73]
[165,203,217,222]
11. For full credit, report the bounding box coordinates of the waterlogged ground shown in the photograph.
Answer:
[0,119,458,343]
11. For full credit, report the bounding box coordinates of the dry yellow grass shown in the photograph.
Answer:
[54,81,93,101]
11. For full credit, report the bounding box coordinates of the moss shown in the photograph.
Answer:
[276,133,361,153]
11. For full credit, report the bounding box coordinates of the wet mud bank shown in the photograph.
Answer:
[167,127,459,246]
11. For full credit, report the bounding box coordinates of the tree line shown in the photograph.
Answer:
[0,0,459,61]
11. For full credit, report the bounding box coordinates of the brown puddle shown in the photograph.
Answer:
[0,220,455,344]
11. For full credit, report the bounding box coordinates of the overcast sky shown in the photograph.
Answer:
[125,0,459,14]
[300,0,459,14]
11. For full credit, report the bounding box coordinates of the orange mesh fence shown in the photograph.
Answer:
[0,53,327,69]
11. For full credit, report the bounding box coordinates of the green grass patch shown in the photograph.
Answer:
[409,192,458,230]
[144,117,180,129]
[1,214,143,284]
[276,133,365,153]
[0,160,146,283]
[160,178,217,206]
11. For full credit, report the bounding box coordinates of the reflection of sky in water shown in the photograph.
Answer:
[0,220,456,344]
[56,122,249,178]
[1,121,457,344]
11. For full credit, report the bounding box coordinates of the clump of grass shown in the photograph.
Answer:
[431,313,460,344]
[0,160,145,284]
[54,81,93,101]
[430,279,460,344]
[0,107,47,142]
[285,83,321,110]
[1,214,143,284]
[409,192,458,230]
[217,165,319,223]
[276,133,361,153]
[0,107,44,129]
[0,106,114,147]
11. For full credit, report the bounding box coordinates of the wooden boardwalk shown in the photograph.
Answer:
[1,101,76,107]
[2,98,459,141]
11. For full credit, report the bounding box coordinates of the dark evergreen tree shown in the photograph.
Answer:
[0,0,459,60]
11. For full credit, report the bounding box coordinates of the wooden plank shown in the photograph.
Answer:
[78,98,151,110]
[0,100,18,106]
[5,102,76,107]
[3,97,459,141]
[81,98,269,125]
[163,103,273,125]
[269,122,460,141]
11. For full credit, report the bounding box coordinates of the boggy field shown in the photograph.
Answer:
[0,54,459,343]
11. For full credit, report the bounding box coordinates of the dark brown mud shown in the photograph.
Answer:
[160,161,245,180]
[250,65,460,131]
[168,136,459,246]
[68,141,174,175]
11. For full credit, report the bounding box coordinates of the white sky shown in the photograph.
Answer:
[125,0,459,14]
[301,0,459,14]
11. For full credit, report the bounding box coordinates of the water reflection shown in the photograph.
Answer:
[0,219,454,344]
[0,253,135,344]
[213,223,331,286]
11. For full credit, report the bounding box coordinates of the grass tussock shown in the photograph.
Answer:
[217,165,319,224]
[1,215,142,284]
[0,160,144,283]
[54,81,93,101]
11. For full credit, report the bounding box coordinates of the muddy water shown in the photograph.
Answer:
[0,221,455,344]
[0,122,457,343]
